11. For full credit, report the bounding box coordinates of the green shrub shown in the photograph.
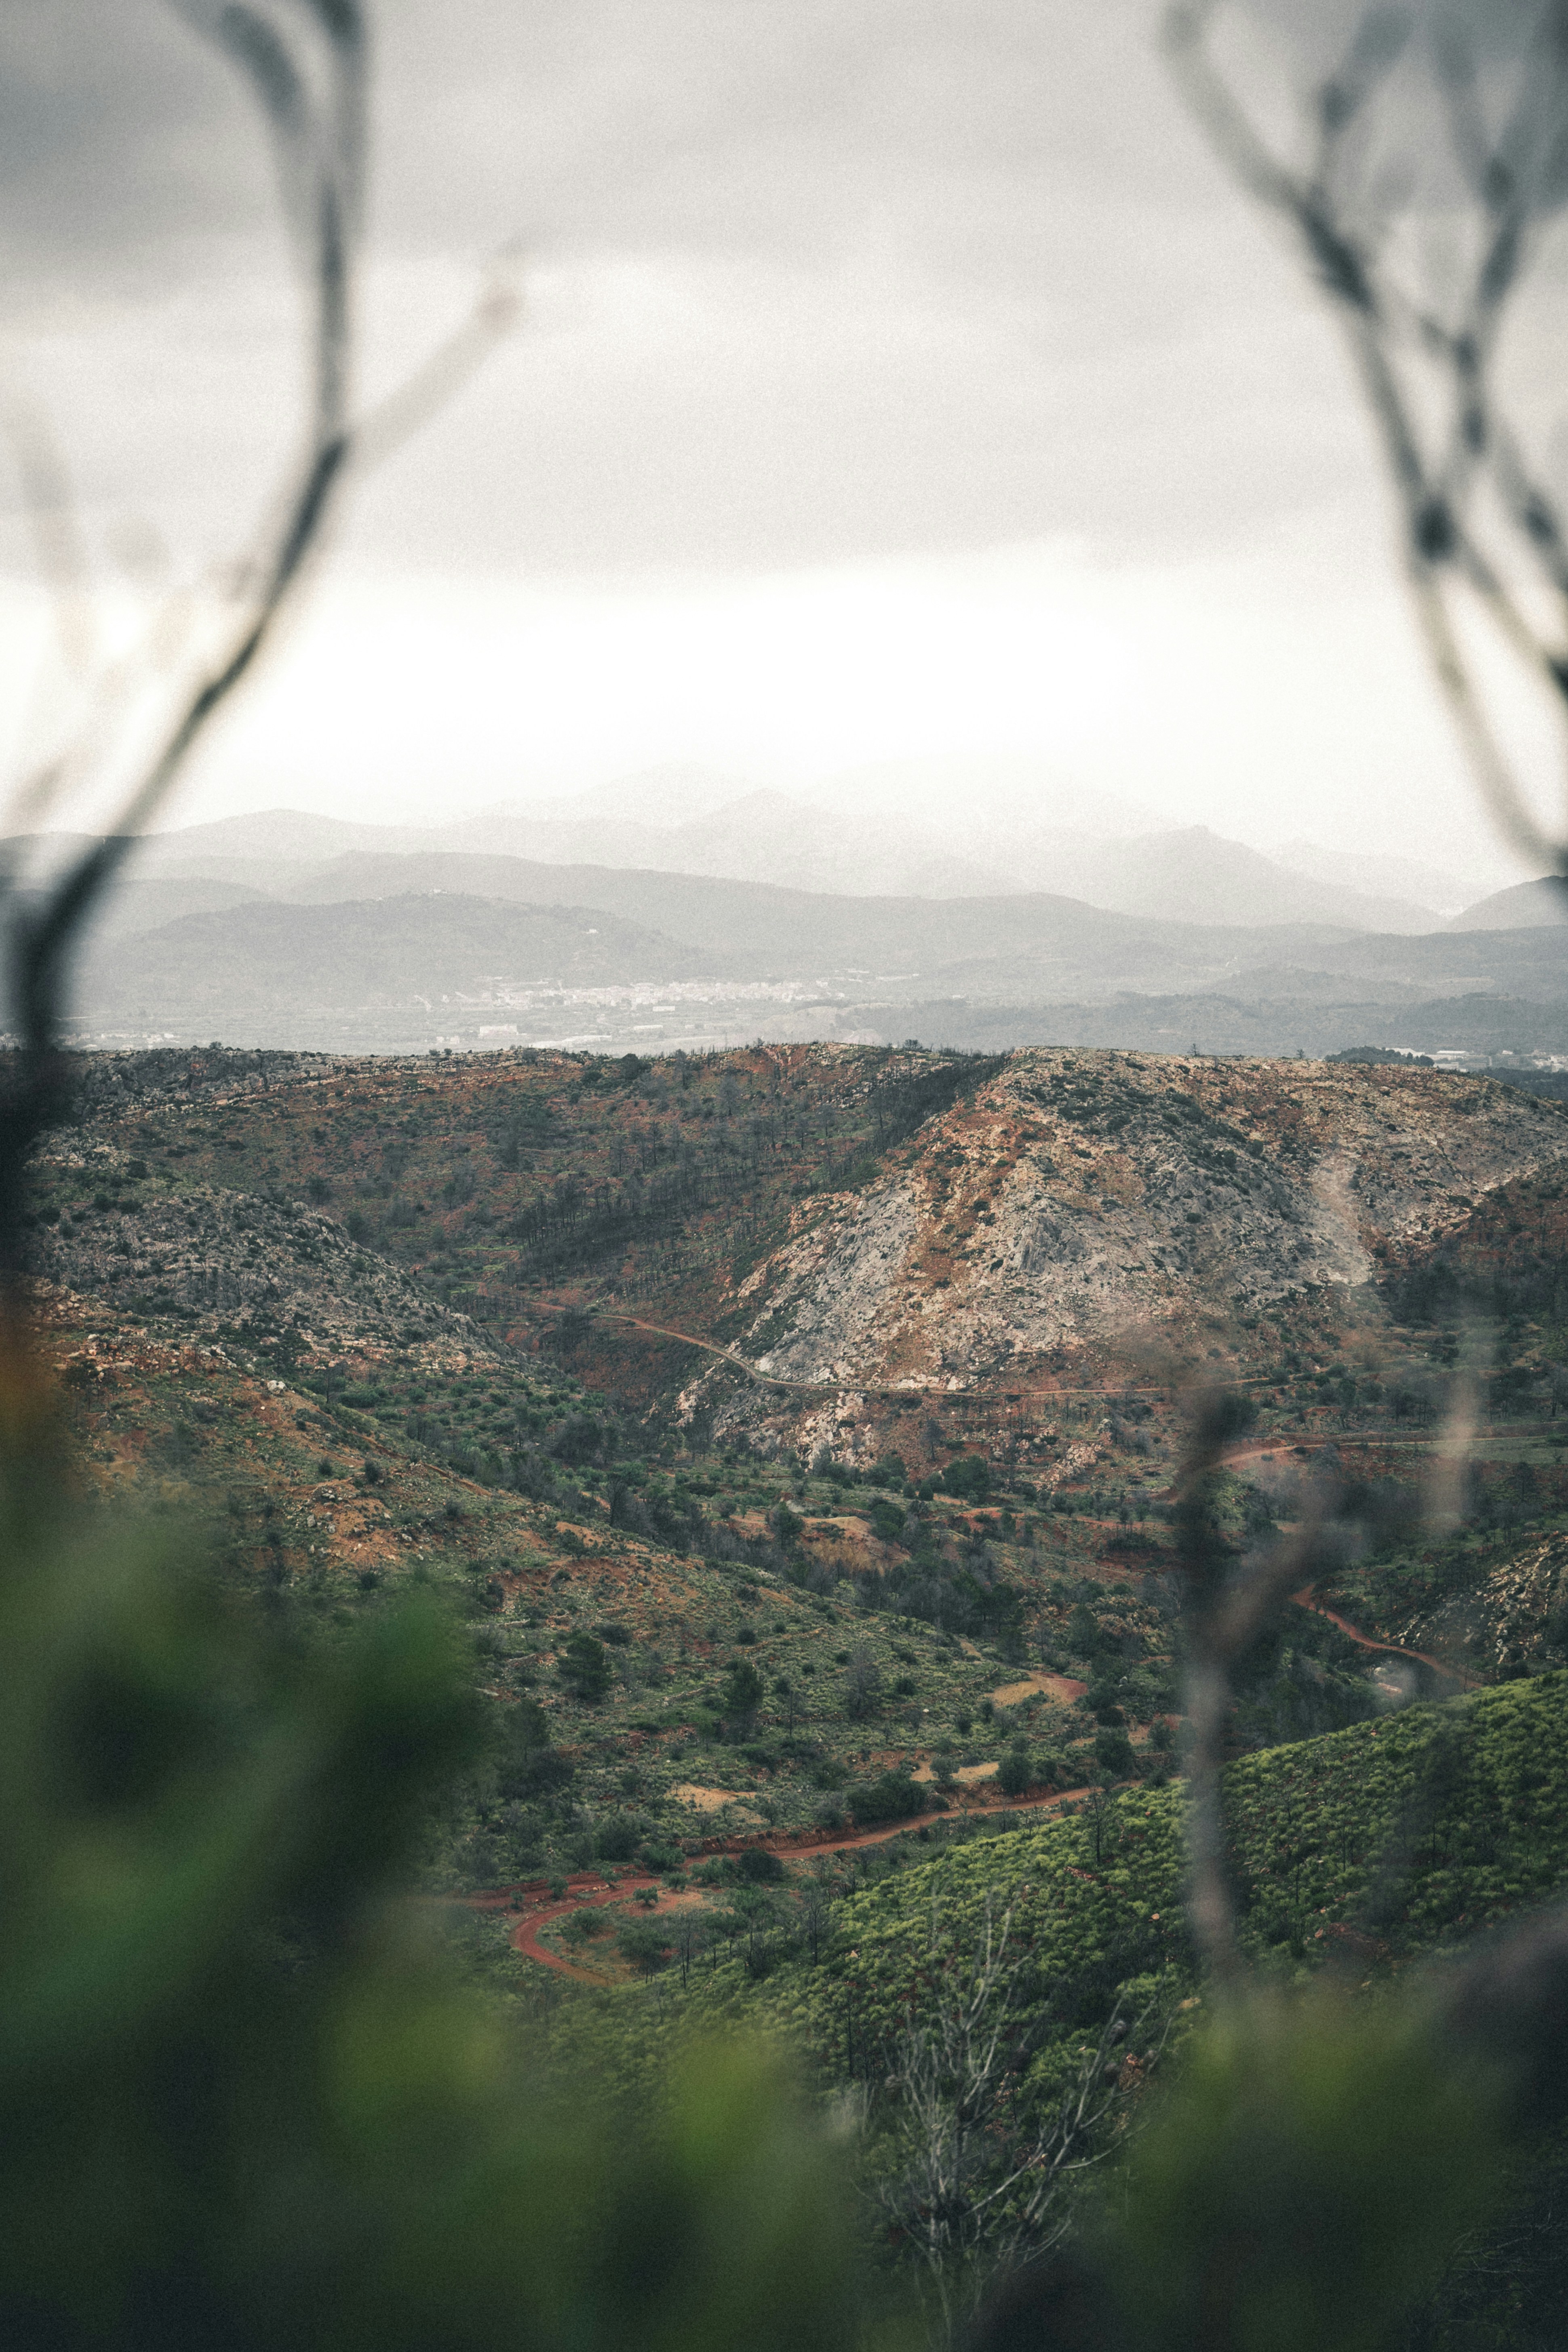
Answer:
[848,1770,929,1825]
[0,1431,864,2351]
[940,1454,993,1503]
[559,1631,611,1702]
[616,1916,672,1975]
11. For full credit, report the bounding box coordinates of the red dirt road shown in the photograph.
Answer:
[497,1783,1094,1980]
[1292,1587,1482,1690]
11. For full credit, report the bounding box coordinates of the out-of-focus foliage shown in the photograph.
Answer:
[0,1360,867,2352]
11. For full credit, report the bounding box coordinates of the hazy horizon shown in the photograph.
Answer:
[5,2,1566,897]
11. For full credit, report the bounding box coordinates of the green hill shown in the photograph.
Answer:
[529,1672,1568,2120]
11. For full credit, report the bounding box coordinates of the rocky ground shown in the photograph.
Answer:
[693,1052,1568,1457]
[28,1180,499,1372]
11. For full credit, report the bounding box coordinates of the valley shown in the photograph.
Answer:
[24,1036,1568,1973]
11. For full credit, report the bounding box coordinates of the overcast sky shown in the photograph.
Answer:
[0,0,1562,884]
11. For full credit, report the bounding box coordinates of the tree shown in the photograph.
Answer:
[800,1876,834,1965]
[843,1642,882,1721]
[722,1656,764,1727]
[773,1673,798,1734]
[558,1631,611,1704]
[941,1454,993,1504]
[997,1743,1032,1798]
[879,1893,1159,2348]
[672,1907,710,1985]
[848,1770,928,1827]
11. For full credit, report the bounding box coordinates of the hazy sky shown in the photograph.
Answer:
[0,0,1561,884]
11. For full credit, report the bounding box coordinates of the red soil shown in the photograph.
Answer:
[495,1782,1094,1979]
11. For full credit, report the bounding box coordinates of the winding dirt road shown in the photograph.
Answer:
[489,1570,1489,1981]
[519,1296,1261,1406]
[1292,1587,1483,1691]
[494,1783,1094,1981]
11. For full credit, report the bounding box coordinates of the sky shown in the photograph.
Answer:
[0,0,1564,888]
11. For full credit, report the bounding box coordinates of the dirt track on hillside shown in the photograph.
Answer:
[487,1564,1492,1981]
[494,1781,1094,1980]
[1292,1587,1482,1690]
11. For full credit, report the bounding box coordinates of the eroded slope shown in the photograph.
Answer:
[702,1054,1568,1439]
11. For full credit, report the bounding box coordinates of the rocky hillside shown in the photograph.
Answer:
[693,1053,1568,1450]
[28,1181,498,1372]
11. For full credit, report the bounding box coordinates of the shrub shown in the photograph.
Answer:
[562,1906,609,1944]
[848,1771,928,1826]
[559,1631,611,1703]
[615,1916,671,1975]
[940,1454,993,1503]
[738,1848,784,1884]
[998,1745,1033,1798]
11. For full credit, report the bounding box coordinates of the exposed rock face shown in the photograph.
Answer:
[698,1053,1568,1430]
[1406,1534,1568,1676]
[29,1186,496,1368]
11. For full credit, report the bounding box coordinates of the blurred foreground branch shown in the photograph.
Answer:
[1166,0,1568,883]
[0,0,518,1305]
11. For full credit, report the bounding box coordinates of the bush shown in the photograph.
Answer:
[940,1454,993,1503]
[595,1816,642,1863]
[738,1848,784,1883]
[1094,1726,1136,1780]
[559,1631,611,1703]
[847,1771,929,1826]
[868,1498,907,1545]
[997,1745,1033,1798]
[615,1916,671,1975]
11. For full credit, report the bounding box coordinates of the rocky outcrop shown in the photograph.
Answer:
[29,1185,497,1369]
[695,1053,1568,1435]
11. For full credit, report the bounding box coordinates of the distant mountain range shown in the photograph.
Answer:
[1448,876,1568,930]
[5,781,1556,1059]
[6,776,1480,934]
[0,831,1555,1060]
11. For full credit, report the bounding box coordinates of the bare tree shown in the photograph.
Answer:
[1165,0,1568,883]
[670,1908,708,1987]
[799,1871,834,1964]
[0,0,517,1311]
[843,1640,883,1721]
[878,1890,1164,2347]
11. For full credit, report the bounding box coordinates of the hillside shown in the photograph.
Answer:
[70,893,710,1042]
[27,1039,1568,1904]
[681,1053,1568,1454]
[758,1671,1568,2049]
[1449,876,1568,930]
